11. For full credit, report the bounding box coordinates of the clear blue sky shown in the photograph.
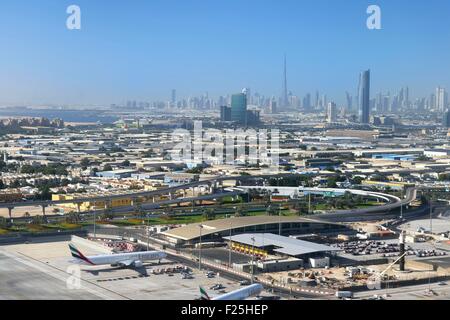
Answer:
[0,0,449,105]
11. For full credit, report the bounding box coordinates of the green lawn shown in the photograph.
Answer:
[45,223,82,230]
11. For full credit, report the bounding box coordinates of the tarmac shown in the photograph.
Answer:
[0,240,243,300]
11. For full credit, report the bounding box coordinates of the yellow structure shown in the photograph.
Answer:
[230,241,268,258]
[362,180,414,190]
[52,193,133,213]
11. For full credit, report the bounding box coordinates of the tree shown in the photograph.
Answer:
[234,205,247,217]
[203,208,216,221]
[266,204,280,216]
[103,164,113,171]
[352,176,363,185]
[186,166,204,174]
[101,208,114,221]
[65,211,81,224]
[0,217,8,228]
[80,158,90,168]
[31,215,44,225]
[293,200,308,215]
[327,177,338,188]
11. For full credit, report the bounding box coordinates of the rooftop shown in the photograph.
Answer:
[161,216,340,241]
[223,233,341,256]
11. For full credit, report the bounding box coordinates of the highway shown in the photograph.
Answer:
[0,174,418,223]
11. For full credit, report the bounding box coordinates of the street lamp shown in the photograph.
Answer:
[147,213,150,251]
[251,236,255,284]
[93,210,97,238]
[228,218,233,268]
[400,188,404,219]
[198,224,204,271]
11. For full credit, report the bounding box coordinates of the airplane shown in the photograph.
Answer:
[69,243,167,268]
[199,283,263,300]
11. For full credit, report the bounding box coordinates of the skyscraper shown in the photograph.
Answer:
[303,93,311,111]
[436,87,448,111]
[171,89,176,105]
[345,92,353,112]
[327,102,337,123]
[231,91,248,125]
[220,105,231,121]
[281,55,289,108]
[358,70,371,124]
[443,109,450,128]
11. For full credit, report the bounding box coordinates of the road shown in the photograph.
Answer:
[354,280,450,300]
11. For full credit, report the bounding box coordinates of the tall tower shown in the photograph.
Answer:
[358,69,371,124]
[327,102,337,123]
[231,91,248,126]
[281,54,289,109]
[436,87,448,112]
[171,89,176,104]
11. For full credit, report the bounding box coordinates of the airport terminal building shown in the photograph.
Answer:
[161,216,353,246]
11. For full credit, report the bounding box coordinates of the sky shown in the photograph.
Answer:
[0,0,449,106]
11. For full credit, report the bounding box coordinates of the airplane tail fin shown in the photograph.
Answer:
[199,286,211,300]
[69,243,95,265]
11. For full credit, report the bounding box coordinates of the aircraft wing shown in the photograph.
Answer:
[117,259,135,267]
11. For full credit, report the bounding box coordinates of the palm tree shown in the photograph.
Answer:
[266,204,279,216]
[203,208,216,221]
[235,205,247,217]
[65,211,80,224]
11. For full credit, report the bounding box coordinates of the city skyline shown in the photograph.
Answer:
[1,0,450,105]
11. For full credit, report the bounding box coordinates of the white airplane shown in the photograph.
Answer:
[69,243,167,268]
[200,283,263,300]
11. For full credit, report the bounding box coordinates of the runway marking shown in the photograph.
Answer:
[0,248,129,300]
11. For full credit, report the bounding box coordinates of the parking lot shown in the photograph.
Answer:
[0,240,243,300]
[333,239,447,260]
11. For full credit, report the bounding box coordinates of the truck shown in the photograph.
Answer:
[335,291,354,299]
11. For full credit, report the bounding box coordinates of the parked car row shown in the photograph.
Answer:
[333,240,409,256]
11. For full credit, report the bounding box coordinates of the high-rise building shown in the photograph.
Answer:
[314,91,320,109]
[246,109,261,126]
[171,89,176,105]
[436,87,448,111]
[281,55,289,108]
[358,69,371,124]
[303,93,311,111]
[231,92,247,125]
[269,98,277,114]
[327,102,337,123]
[443,109,450,127]
[220,105,232,121]
[345,92,353,112]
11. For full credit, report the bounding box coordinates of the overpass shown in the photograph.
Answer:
[0,173,417,222]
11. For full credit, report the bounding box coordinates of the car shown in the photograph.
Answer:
[256,296,280,300]
[239,280,250,286]
[181,273,194,279]
[210,284,225,290]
